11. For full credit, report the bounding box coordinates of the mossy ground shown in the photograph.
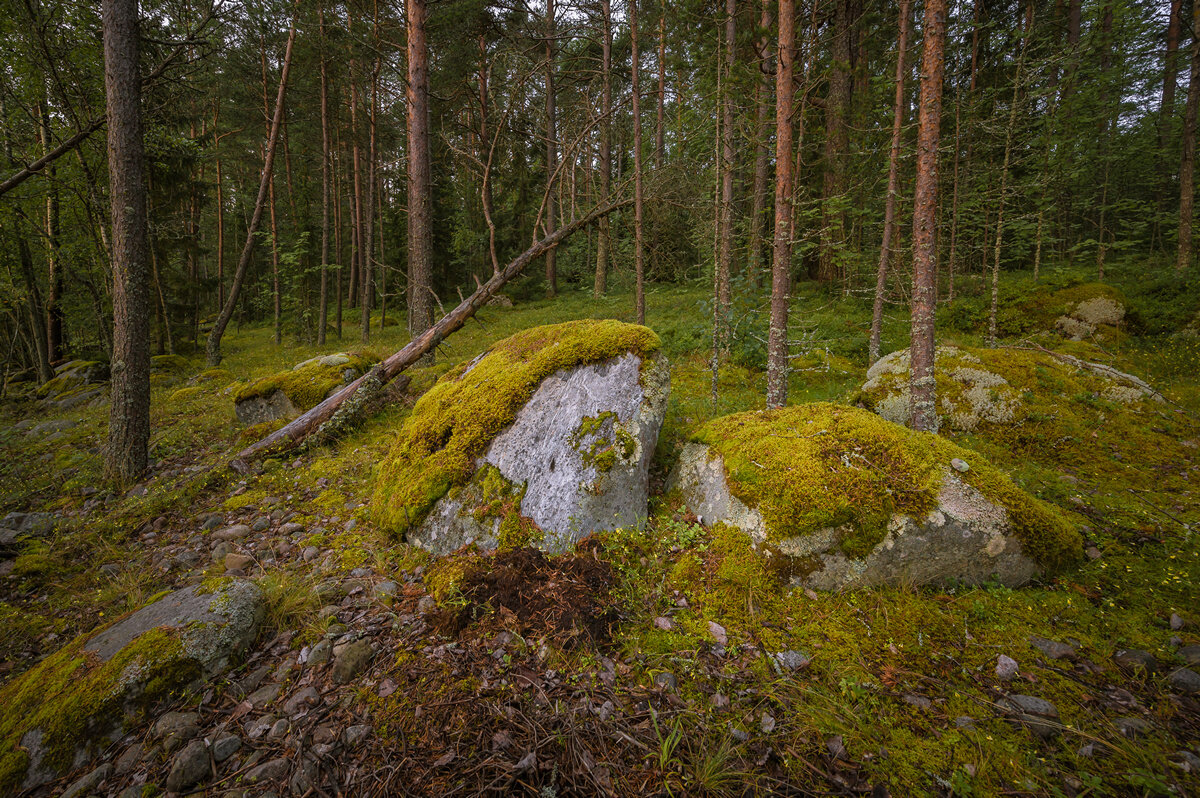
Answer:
[0,264,1197,795]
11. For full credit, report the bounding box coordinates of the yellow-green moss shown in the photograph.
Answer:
[692,403,1081,569]
[571,411,636,473]
[150,354,190,374]
[168,386,203,403]
[372,320,660,536]
[0,626,198,793]
[233,352,379,411]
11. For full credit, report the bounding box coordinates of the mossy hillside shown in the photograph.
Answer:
[691,403,1081,568]
[372,320,661,536]
[940,275,1125,339]
[0,626,198,794]
[233,351,379,410]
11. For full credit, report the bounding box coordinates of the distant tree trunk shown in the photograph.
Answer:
[318,1,330,346]
[748,0,773,287]
[478,35,499,274]
[820,0,851,282]
[655,0,666,168]
[103,0,151,483]
[947,85,961,297]
[37,99,64,362]
[767,0,795,410]
[1162,0,1183,152]
[362,36,381,343]
[909,0,947,434]
[869,0,911,366]
[595,0,612,296]
[206,14,296,367]
[16,229,53,384]
[407,0,435,341]
[988,3,1032,346]
[213,103,226,312]
[349,63,362,312]
[1178,4,1200,275]
[716,0,735,343]
[544,0,558,298]
[631,0,645,324]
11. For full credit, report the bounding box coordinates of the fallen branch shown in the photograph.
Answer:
[233,198,631,466]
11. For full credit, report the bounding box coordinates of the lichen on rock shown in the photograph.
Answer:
[233,351,378,425]
[668,403,1081,590]
[373,320,668,555]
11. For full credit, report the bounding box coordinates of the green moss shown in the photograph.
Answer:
[233,351,379,411]
[372,320,660,536]
[168,386,203,403]
[197,368,235,384]
[692,403,1081,569]
[0,626,198,793]
[150,354,190,374]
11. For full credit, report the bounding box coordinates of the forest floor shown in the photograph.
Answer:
[2,264,1200,797]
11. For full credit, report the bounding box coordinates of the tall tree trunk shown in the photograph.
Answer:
[748,0,772,288]
[1178,3,1200,274]
[206,13,297,366]
[868,0,911,366]
[716,0,735,343]
[909,0,947,434]
[16,228,53,384]
[594,0,612,296]
[544,0,558,298]
[655,0,666,168]
[631,0,645,324]
[213,103,226,312]
[479,36,499,274]
[820,0,851,282]
[103,0,151,483]
[37,99,64,363]
[318,1,330,346]
[362,14,381,343]
[767,0,795,410]
[988,3,1033,346]
[407,0,435,340]
[1161,0,1184,152]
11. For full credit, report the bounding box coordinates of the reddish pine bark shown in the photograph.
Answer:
[767,0,796,410]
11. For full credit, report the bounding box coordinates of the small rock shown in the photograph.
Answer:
[653,616,674,631]
[100,563,121,578]
[245,757,290,783]
[711,693,730,712]
[1172,750,1200,773]
[344,518,357,531]
[247,683,281,708]
[283,686,322,715]
[343,724,372,747]
[1113,649,1158,675]
[996,654,1019,680]
[1170,613,1185,631]
[768,650,811,672]
[303,546,320,562]
[1086,546,1102,560]
[165,739,211,792]
[1113,716,1152,738]
[903,694,932,710]
[954,716,975,729]
[114,742,144,775]
[1028,635,1077,661]
[280,522,304,535]
[999,694,1060,740]
[269,718,290,738]
[307,639,333,667]
[202,515,224,531]
[225,553,254,572]
[247,714,277,740]
[252,516,271,532]
[331,639,375,684]
[951,457,970,473]
[707,621,728,646]
[417,595,437,614]
[60,763,111,798]
[760,713,776,733]
[212,734,242,762]
[375,581,398,599]
[211,541,231,562]
[653,671,678,691]
[1168,667,1200,694]
[153,711,200,751]
[729,727,749,743]
[213,524,251,541]
[1179,645,1200,666]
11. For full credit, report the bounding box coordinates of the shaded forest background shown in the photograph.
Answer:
[1,0,1197,375]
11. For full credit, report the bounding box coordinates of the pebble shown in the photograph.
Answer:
[951,457,970,473]
[1086,546,1102,560]
[211,541,231,562]
[417,595,437,614]
[760,713,776,733]
[283,686,322,716]
[269,718,290,738]
[903,694,932,710]
[1178,645,1200,666]
[303,546,320,561]
[1028,635,1077,661]
[1113,649,1158,675]
[212,734,242,762]
[332,639,375,684]
[245,758,290,783]
[1114,716,1152,738]
[247,714,277,740]
[375,580,398,599]
[1170,613,1185,631]
[999,694,1060,740]
[307,638,333,667]
[711,693,730,712]
[1168,667,1200,694]
[653,671,678,691]
[213,524,251,541]
[653,616,674,631]
[954,716,976,729]
[768,650,811,672]
[343,724,373,747]
[996,654,1019,680]
[729,726,749,743]
[202,515,224,530]
[225,552,254,572]
[247,683,281,708]
[153,711,200,752]
[1172,750,1200,773]
[165,739,211,792]
[252,516,271,532]
[114,742,144,775]
[280,522,304,535]
[60,763,111,798]
[708,620,728,646]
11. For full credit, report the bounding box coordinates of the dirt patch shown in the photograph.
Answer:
[438,546,616,646]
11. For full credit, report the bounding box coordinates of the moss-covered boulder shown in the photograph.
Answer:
[0,579,263,793]
[36,360,109,408]
[233,351,377,425]
[855,344,1158,433]
[1048,283,1125,341]
[668,404,1081,590]
[373,320,669,555]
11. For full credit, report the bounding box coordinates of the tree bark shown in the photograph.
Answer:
[237,199,630,463]
[716,0,736,343]
[103,0,152,484]
[1161,0,1183,151]
[748,0,772,288]
[407,0,434,340]
[37,98,64,363]
[318,1,330,346]
[594,0,612,296]
[909,0,947,434]
[820,0,852,282]
[632,0,645,324]
[544,0,558,298]
[205,13,297,366]
[655,0,666,168]
[767,0,795,410]
[1178,3,1200,274]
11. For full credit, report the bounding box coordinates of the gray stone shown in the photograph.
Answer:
[211,542,231,562]
[653,671,678,691]
[247,715,277,740]
[1,511,56,536]
[269,718,290,738]
[954,716,975,729]
[1168,667,1200,694]
[165,739,211,792]
[307,639,333,667]
[1113,649,1158,675]
[283,686,322,715]
[202,515,224,531]
[951,458,970,473]
[153,711,200,751]
[245,757,290,783]
[1029,635,1077,661]
[212,734,242,762]
[59,763,111,798]
[375,581,398,599]
[417,595,437,614]
[707,621,728,646]
[247,683,281,708]
[668,443,1042,590]
[342,724,372,747]
[1170,613,1185,631]
[768,650,811,672]
[331,640,375,684]
[406,351,669,556]
[235,390,299,426]
[1178,645,1200,666]
[0,528,21,557]
[999,694,1061,740]
[996,654,1019,680]
[212,524,251,541]
[1114,717,1152,738]
[1172,750,1200,773]
[252,516,270,532]
[113,742,143,775]
[224,553,254,572]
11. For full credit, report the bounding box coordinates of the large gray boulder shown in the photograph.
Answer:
[0,579,264,793]
[234,389,300,426]
[410,352,670,555]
